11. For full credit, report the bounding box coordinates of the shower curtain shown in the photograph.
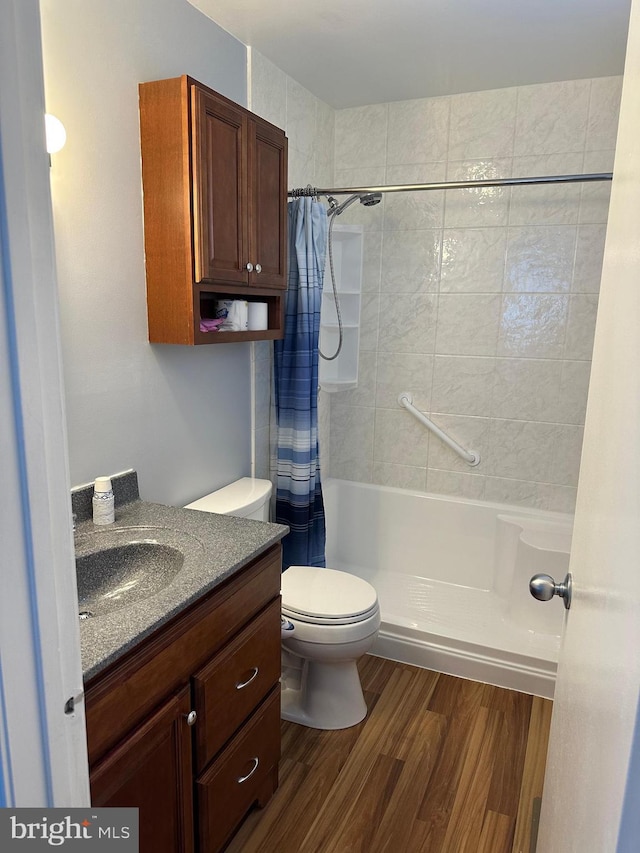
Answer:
[274,198,327,569]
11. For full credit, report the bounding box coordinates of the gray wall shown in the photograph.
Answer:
[40,0,251,505]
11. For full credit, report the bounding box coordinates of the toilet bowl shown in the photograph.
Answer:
[184,478,381,730]
[280,565,381,730]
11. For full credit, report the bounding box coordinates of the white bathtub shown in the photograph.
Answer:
[323,478,573,698]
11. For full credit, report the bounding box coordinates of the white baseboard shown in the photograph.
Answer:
[371,623,556,699]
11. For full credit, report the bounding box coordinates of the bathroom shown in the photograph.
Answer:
[2,0,640,850]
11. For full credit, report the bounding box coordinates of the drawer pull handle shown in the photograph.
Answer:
[237,757,259,784]
[235,667,259,690]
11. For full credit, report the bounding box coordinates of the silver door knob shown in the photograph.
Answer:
[255,263,262,273]
[184,710,197,726]
[246,262,254,272]
[529,572,572,610]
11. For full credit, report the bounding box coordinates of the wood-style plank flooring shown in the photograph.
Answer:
[227,656,553,853]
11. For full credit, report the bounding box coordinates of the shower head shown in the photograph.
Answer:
[360,192,382,207]
[326,192,383,217]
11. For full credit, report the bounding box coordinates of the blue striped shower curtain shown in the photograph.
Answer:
[274,198,327,568]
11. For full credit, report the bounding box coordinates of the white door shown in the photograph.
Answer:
[535,1,640,850]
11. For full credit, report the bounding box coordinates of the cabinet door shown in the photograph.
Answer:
[192,87,249,285]
[248,117,288,289]
[90,687,194,853]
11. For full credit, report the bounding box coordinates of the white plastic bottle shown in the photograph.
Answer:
[92,476,115,525]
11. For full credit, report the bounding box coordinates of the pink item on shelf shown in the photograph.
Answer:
[200,318,224,332]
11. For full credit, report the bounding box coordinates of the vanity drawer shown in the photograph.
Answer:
[193,597,281,772]
[196,687,280,853]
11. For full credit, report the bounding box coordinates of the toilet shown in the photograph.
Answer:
[280,565,380,730]
[185,477,381,730]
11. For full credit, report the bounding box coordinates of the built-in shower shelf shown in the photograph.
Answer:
[320,225,363,393]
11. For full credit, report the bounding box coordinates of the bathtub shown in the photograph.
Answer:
[323,478,573,699]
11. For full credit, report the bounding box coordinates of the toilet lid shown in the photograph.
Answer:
[281,566,378,620]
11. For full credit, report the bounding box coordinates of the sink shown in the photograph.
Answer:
[75,526,204,617]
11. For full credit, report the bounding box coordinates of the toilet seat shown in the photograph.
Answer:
[281,566,379,626]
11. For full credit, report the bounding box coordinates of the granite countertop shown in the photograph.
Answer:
[74,476,287,682]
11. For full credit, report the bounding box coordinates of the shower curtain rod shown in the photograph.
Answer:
[288,172,613,198]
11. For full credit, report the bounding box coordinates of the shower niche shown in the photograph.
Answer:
[319,224,363,392]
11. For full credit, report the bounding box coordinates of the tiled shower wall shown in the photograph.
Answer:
[328,76,622,512]
[248,49,335,478]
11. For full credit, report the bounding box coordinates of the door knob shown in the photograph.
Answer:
[246,262,254,272]
[529,572,572,610]
[255,263,262,273]
[184,710,197,726]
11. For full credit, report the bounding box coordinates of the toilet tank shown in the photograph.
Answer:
[184,477,272,521]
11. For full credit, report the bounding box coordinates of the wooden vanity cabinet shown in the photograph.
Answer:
[86,544,283,853]
[139,75,288,346]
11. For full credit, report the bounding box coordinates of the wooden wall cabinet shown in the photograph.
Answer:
[139,76,288,345]
[87,545,282,853]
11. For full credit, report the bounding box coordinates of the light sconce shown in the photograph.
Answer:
[45,113,66,154]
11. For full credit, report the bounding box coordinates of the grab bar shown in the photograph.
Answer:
[398,392,481,467]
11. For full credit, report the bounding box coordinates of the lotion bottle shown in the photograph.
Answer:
[92,476,115,525]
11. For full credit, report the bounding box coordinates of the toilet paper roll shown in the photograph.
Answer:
[215,299,248,331]
[248,301,269,331]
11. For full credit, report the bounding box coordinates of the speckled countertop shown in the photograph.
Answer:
[73,472,287,682]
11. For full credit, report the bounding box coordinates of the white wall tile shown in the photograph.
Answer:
[330,403,375,467]
[573,224,606,293]
[435,294,502,356]
[426,414,491,473]
[448,88,517,160]
[444,159,512,228]
[359,292,381,352]
[384,163,446,230]
[492,358,564,422]
[286,77,317,159]
[564,294,599,360]
[361,231,383,292]
[484,420,563,482]
[509,153,583,226]
[431,356,496,416]
[387,97,450,165]
[381,230,441,293]
[372,462,427,491]
[374,408,430,467]
[504,226,577,293]
[376,352,433,411]
[498,294,568,358]
[586,77,623,152]
[249,50,287,129]
[483,477,554,510]
[427,469,486,500]
[580,151,614,224]
[327,76,608,511]
[514,80,590,156]
[440,228,507,293]
[335,104,389,170]
[378,293,438,354]
[330,350,377,408]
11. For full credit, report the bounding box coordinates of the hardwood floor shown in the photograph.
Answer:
[226,656,553,853]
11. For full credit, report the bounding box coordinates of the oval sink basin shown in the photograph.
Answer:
[75,526,203,617]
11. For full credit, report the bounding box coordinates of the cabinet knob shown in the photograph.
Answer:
[246,262,254,272]
[184,710,197,726]
[255,264,262,274]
